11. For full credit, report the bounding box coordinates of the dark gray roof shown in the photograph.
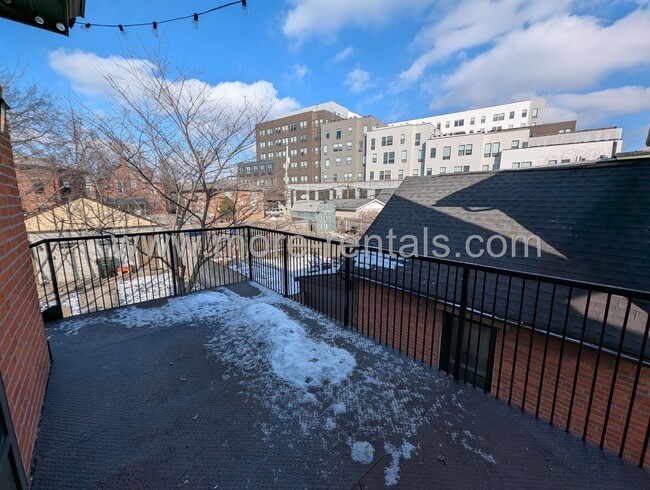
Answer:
[375,188,396,204]
[330,198,374,211]
[361,157,650,358]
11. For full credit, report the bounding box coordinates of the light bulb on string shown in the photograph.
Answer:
[192,13,199,29]
[241,0,248,16]
[151,21,159,38]
[118,24,128,38]
[81,23,91,32]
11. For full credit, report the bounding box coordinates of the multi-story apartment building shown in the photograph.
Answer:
[395,98,547,135]
[365,122,436,181]
[255,102,357,186]
[237,160,280,188]
[423,124,623,175]
[366,118,623,179]
[320,115,386,184]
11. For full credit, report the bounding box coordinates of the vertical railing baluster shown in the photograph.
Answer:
[453,267,470,381]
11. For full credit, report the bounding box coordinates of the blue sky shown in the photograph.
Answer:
[1,0,649,148]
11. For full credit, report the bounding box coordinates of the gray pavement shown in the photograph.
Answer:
[30,282,649,489]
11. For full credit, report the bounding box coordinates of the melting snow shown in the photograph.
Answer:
[384,441,417,486]
[351,441,374,464]
[243,303,356,389]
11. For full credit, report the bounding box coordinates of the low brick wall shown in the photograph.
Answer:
[352,278,649,468]
[0,86,51,471]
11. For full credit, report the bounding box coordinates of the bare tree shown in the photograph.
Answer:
[92,51,272,293]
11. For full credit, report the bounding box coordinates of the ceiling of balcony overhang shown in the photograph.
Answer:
[0,0,85,36]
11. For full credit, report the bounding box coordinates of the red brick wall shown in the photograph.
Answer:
[493,327,649,468]
[353,279,649,468]
[0,86,51,471]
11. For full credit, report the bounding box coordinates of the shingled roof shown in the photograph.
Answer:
[361,156,650,358]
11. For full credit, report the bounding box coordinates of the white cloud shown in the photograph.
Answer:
[434,8,650,107]
[291,64,309,81]
[47,49,299,120]
[345,68,372,94]
[547,86,650,126]
[282,0,433,41]
[395,0,572,89]
[334,46,354,62]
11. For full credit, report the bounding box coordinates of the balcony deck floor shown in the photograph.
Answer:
[30,282,649,489]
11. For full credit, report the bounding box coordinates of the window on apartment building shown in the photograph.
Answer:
[437,122,441,130]
[512,162,521,168]
[347,141,353,150]
[336,157,342,166]
[32,179,44,194]
[561,158,570,163]
[288,124,296,131]
[426,168,432,176]
[290,149,298,156]
[369,171,375,180]
[314,175,320,182]
[372,153,377,163]
[418,149,424,162]
[346,156,352,165]
[532,108,538,119]
[484,143,492,157]
[511,140,519,149]
[399,133,405,144]
[290,161,298,168]
[315,147,320,155]
[454,166,462,173]
[370,138,376,150]
[415,133,421,146]
[300,120,308,129]
[443,146,451,160]
[343,173,352,181]
[401,150,408,163]
[380,170,392,180]
[413,169,419,176]
[548,159,557,165]
[430,147,437,158]
[458,145,465,156]
[283,138,289,145]
[454,119,464,127]
[333,173,338,182]
[440,167,446,174]
[325,130,330,139]
[260,142,266,149]
[336,129,342,139]
[383,151,395,164]
[266,128,272,135]
[325,159,330,167]
[116,181,124,194]
[509,111,515,119]
[492,142,501,156]
[301,148,308,155]
[348,126,353,135]
[522,109,528,118]
[480,115,486,123]
[521,161,532,167]
[363,125,368,134]
[482,165,489,171]
[470,117,475,125]
[300,134,308,142]
[381,136,393,146]
[323,145,328,154]
[290,136,297,143]
[300,176,308,183]
[334,143,343,151]
[466,144,473,155]
[315,159,320,167]
[445,121,450,128]
[300,161,308,168]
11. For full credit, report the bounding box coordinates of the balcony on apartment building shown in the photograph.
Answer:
[27,226,649,488]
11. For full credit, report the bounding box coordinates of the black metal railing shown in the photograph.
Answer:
[29,226,650,468]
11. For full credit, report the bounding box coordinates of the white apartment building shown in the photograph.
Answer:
[393,98,547,135]
[365,123,437,181]
[423,125,623,174]
[366,117,623,178]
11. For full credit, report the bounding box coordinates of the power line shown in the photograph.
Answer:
[80,1,248,36]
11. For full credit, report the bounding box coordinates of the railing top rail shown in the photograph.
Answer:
[28,225,250,248]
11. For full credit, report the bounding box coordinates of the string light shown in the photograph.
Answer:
[77,1,247,35]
